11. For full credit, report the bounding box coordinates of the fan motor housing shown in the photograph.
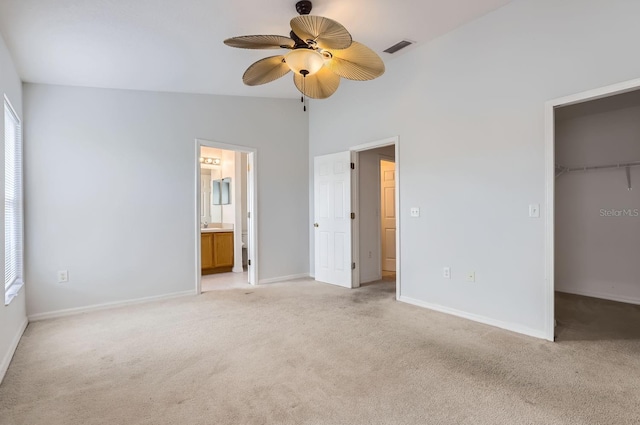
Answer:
[296,1,312,15]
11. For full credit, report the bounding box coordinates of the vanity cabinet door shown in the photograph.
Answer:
[201,233,214,269]
[212,232,234,268]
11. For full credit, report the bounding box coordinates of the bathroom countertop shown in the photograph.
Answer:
[200,227,233,233]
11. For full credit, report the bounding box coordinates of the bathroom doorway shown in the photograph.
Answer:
[195,139,258,293]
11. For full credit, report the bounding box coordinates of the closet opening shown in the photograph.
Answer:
[552,88,640,342]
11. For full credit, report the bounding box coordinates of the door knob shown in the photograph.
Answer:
[313,223,319,228]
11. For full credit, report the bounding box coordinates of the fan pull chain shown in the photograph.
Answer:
[300,71,308,112]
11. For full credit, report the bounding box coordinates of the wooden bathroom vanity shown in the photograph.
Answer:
[201,230,234,274]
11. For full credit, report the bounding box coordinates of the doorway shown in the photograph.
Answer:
[354,147,396,292]
[312,136,400,298]
[545,78,640,342]
[195,139,258,293]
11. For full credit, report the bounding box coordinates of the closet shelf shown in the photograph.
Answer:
[555,160,640,190]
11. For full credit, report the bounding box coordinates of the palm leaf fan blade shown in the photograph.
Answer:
[290,15,352,50]
[224,35,295,49]
[243,56,290,86]
[324,41,385,81]
[293,66,340,99]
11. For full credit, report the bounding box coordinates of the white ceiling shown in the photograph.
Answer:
[0,0,511,99]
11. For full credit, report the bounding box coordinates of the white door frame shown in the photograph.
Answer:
[351,136,400,299]
[544,77,640,341]
[194,138,259,294]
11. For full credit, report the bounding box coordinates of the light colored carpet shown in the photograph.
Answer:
[1,279,639,425]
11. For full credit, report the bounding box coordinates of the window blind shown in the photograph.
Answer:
[4,96,23,297]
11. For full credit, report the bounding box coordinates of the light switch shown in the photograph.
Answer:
[410,207,420,217]
[529,204,540,218]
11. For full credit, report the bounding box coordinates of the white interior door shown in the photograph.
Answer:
[314,151,353,288]
[381,159,396,272]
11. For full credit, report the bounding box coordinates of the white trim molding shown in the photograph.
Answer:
[398,296,547,340]
[0,318,28,384]
[258,273,309,285]
[28,290,196,322]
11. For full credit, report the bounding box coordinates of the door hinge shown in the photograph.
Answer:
[350,162,355,170]
[352,262,356,270]
[350,212,355,220]
[247,212,251,219]
[248,259,251,266]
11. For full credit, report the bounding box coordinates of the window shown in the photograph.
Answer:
[4,95,23,305]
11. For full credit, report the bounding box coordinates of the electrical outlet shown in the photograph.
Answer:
[443,267,451,279]
[57,270,69,283]
[466,272,475,283]
[410,207,420,217]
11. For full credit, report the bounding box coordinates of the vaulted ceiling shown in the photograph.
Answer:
[0,0,511,98]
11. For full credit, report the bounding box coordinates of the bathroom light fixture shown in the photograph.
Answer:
[199,157,221,165]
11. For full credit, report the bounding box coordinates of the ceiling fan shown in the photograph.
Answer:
[223,0,385,109]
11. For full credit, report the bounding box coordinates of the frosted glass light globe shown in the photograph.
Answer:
[285,49,324,76]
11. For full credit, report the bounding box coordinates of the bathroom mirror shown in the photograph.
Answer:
[212,177,231,205]
[201,166,223,226]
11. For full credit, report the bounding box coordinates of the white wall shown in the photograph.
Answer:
[358,145,395,283]
[555,90,640,304]
[0,33,27,383]
[309,0,640,338]
[24,84,308,317]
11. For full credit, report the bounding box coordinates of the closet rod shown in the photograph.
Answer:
[556,160,640,174]
[555,160,639,190]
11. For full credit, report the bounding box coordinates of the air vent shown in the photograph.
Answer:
[383,40,414,54]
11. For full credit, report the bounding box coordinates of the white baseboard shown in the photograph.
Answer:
[28,290,197,322]
[258,273,309,285]
[0,318,28,385]
[360,273,383,284]
[397,296,548,340]
[556,287,640,305]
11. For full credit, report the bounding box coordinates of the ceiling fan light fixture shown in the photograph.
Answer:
[224,1,385,105]
[285,49,325,76]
